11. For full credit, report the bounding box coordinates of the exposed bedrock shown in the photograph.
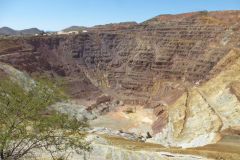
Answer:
[0,11,240,147]
[148,49,240,147]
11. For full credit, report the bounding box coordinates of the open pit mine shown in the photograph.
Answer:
[1,11,240,159]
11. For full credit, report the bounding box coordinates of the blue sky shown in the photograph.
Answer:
[0,0,239,31]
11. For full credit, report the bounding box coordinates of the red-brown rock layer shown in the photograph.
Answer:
[0,11,240,136]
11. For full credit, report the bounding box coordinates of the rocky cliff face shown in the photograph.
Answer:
[148,49,240,147]
[0,11,240,148]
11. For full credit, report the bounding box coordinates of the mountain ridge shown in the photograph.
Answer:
[0,27,43,36]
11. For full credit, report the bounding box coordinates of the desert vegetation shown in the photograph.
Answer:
[0,78,90,160]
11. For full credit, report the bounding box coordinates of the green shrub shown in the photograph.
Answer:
[0,78,90,160]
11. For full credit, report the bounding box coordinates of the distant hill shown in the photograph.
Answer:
[0,27,18,35]
[62,22,138,32]
[0,27,43,36]
[20,28,43,35]
[62,26,87,32]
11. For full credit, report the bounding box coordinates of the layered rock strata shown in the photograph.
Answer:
[0,11,240,147]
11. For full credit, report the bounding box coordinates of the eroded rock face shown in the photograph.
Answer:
[36,134,214,160]
[0,62,35,90]
[0,11,240,147]
[148,49,240,147]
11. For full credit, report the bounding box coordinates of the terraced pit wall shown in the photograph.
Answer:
[0,11,240,147]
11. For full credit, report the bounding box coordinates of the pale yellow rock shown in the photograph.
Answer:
[149,49,240,148]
